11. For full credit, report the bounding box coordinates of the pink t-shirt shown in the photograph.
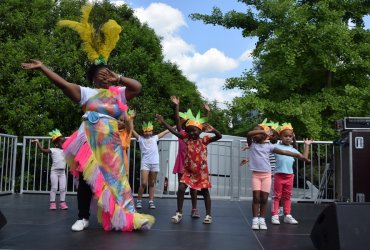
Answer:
[172,130,187,174]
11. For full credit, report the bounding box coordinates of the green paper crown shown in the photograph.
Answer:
[49,129,63,142]
[142,121,153,132]
[180,109,207,129]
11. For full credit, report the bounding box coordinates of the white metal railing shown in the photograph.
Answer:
[16,135,335,202]
[0,133,17,194]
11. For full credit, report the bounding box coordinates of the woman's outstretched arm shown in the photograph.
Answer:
[22,59,81,103]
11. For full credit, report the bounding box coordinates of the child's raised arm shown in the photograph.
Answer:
[132,129,140,140]
[203,123,222,143]
[156,114,184,139]
[303,138,313,159]
[203,102,210,119]
[32,139,51,154]
[157,129,170,139]
[170,96,182,132]
[126,110,135,133]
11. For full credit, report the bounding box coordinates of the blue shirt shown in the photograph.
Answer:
[274,143,300,174]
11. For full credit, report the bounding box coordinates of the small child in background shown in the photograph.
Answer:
[33,129,68,210]
[240,120,308,230]
[133,121,169,209]
[156,110,222,224]
[266,121,284,217]
[271,123,313,225]
[170,96,211,218]
[118,110,135,176]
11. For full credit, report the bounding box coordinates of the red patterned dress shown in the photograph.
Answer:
[180,135,212,190]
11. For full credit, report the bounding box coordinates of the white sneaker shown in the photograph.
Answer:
[251,218,259,230]
[271,215,280,225]
[71,219,89,231]
[259,218,267,230]
[284,214,298,224]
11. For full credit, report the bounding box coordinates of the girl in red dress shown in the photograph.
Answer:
[156,110,222,224]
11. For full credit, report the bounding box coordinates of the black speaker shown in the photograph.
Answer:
[311,202,370,250]
[0,209,6,230]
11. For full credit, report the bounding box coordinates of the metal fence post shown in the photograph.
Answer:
[230,140,241,201]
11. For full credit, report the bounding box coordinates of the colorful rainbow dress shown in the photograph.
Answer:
[63,87,154,231]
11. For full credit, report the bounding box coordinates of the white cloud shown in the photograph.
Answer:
[178,48,238,81]
[134,3,187,36]
[161,36,195,61]
[239,49,253,62]
[132,2,242,107]
[107,0,126,6]
[198,78,242,108]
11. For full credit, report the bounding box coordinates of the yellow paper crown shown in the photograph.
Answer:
[258,118,270,132]
[57,4,122,65]
[49,129,63,142]
[278,122,293,133]
[142,121,153,132]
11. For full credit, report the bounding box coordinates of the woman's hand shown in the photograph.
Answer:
[31,139,39,143]
[21,59,43,70]
[98,68,119,83]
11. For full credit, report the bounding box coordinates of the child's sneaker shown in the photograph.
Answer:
[59,201,68,210]
[148,200,156,209]
[171,212,183,224]
[49,202,56,210]
[203,215,212,224]
[278,206,284,216]
[259,217,267,230]
[136,200,142,209]
[271,215,280,225]
[71,219,89,231]
[251,218,259,230]
[284,214,298,224]
[191,208,200,218]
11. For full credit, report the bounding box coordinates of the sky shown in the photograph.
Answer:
[106,0,256,108]
[105,0,370,108]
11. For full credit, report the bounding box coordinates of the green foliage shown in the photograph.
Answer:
[0,0,215,137]
[191,0,370,140]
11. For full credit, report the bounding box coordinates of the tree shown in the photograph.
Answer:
[0,0,211,136]
[191,0,370,139]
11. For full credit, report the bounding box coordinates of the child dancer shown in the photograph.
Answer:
[33,129,68,210]
[170,96,211,218]
[133,121,169,209]
[118,110,135,176]
[271,123,312,225]
[240,120,308,230]
[156,111,222,224]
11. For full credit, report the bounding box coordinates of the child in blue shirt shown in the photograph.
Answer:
[271,123,313,225]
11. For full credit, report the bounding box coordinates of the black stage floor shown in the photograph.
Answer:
[0,194,326,250]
